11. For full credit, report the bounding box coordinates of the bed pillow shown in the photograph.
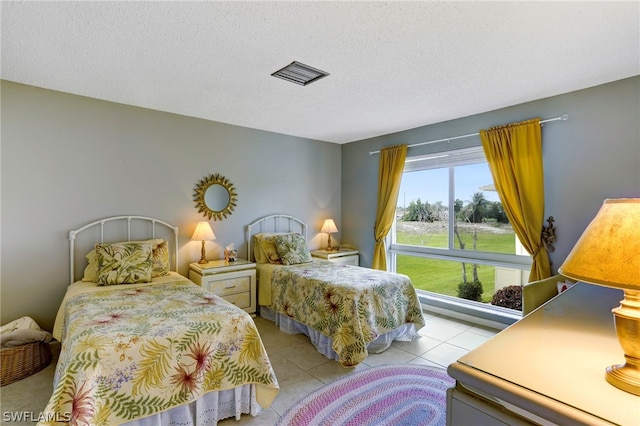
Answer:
[253,240,268,264]
[151,240,170,277]
[259,238,282,264]
[82,250,100,282]
[252,234,270,263]
[83,239,168,281]
[95,242,153,285]
[275,233,312,265]
[253,233,291,264]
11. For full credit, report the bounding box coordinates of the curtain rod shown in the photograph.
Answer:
[368,113,569,156]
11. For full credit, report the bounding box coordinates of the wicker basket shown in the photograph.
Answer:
[1,341,52,386]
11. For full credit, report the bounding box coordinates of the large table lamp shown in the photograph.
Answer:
[321,219,338,251]
[558,198,640,395]
[192,221,216,264]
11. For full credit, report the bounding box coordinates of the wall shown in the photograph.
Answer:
[1,81,342,331]
[342,76,640,270]
[3,77,638,331]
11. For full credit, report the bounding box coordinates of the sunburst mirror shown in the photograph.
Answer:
[193,173,238,221]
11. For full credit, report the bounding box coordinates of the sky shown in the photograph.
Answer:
[397,162,501,208]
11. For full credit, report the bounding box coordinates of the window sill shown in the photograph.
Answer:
[417,290,521,331]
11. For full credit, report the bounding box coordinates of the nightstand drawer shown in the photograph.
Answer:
[203,274,251,296]
[311,249,359,266]
[189,260,257,315]
[221,292,251,310]
[328,255,359,266]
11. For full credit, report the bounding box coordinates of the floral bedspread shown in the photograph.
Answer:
[269,261,425,367]
[40,278,279,425]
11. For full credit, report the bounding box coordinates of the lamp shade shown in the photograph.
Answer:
[559,199,640,290]
[191,221,216,241]
[321,219,338,234]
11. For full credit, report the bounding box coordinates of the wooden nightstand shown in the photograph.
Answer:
[189,259,256,314]
[311,249,359,266]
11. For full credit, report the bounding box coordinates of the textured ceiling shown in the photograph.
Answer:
[2,1,639,144]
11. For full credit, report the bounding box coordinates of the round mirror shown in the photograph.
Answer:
[204,184,230,212]
[193,173,238,221]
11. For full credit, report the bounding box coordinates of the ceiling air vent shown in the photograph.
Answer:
[271,61,329,86]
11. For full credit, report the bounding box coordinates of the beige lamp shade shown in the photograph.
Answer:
[558,198,640,290]
[192,221,216,242]
[321,219,338,234]
[192,221,216,264]
[321,219,338,251]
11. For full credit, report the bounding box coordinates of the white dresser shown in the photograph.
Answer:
[189,259,256,315]
[447,283,639,426]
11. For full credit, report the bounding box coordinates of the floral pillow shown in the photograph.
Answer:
[83,239,168,281]
[96,242,153,285]
[275,234,312,265]
[151,240,170,277]
[254,233,294,264]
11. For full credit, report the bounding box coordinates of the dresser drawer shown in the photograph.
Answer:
[202,274,251,296]
[220,292,251,310]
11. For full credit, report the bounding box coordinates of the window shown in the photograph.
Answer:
[390,146,531,317]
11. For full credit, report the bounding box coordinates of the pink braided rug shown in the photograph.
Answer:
[276,364,454,426]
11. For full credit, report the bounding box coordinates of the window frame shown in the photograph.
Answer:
[388,145,532,324]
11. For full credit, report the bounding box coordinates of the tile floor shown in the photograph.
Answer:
[0,311,499,426]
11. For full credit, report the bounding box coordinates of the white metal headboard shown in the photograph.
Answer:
[245,214,307,262]
[69,215,179,284]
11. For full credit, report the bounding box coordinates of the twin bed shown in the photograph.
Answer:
[246,214,425,368]
[42,216,278,426]
[43,214,424,425]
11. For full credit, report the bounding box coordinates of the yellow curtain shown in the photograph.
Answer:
[372,145,407,270]
[479,118,551,281]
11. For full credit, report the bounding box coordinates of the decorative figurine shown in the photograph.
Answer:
[224,243,238,262]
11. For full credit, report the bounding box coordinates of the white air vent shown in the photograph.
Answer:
[271,61,329,86]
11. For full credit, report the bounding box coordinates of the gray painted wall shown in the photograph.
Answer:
[342,76,640,270]
[1,81,342,331]
[2,76,639,332]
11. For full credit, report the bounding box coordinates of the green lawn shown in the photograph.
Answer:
[397,226,516,253]
[395,222,517,303]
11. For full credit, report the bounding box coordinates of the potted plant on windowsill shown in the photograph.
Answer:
[491,285,523,311]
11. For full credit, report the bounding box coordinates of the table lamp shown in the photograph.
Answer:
[558,198,640,395]
[192,221,216,264]
[321,219,338,251]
